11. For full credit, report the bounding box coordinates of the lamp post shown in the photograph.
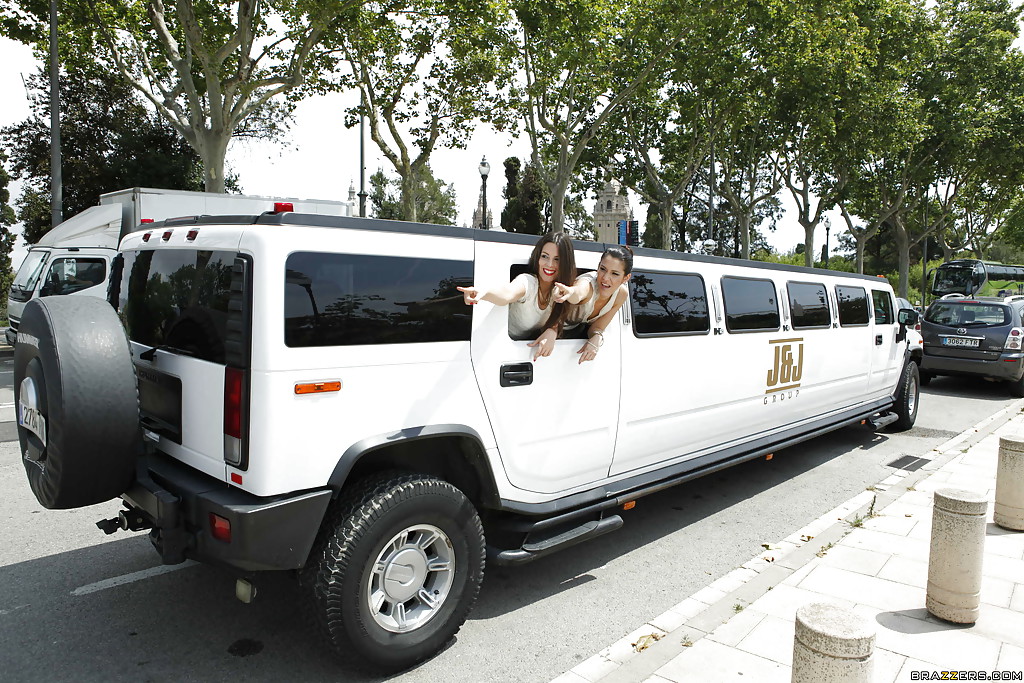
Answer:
[824,223,830,268]
[478,156,490,229]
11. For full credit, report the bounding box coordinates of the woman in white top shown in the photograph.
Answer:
[458,233,577,359]
[554,246,633,364]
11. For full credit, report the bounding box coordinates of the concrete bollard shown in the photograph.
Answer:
[791,603,874,683]
[926,488,988,624]
[995,435,1024,531]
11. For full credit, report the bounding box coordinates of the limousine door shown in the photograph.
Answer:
[469,238,619,495]
[869,289,901,398]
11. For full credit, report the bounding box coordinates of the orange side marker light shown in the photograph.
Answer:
[765,453,773,461]
[294,381,341,395]
[623,501,636,511]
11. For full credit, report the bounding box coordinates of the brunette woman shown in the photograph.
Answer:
[458,232,577,359]
[555,245,633,364]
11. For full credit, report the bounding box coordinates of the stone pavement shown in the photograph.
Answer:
[553,402,1024,683]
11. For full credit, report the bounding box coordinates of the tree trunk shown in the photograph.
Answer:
[893,218,911,298]
[550,178,567,233]
[802,222,815,268]
[661,200,673,251]
[197,132,229,194]
[400,168,418,222]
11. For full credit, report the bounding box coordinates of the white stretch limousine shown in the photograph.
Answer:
[14,216,919,671]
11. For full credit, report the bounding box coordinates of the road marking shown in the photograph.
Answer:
[0,403,14,408]
[71,560,198,596]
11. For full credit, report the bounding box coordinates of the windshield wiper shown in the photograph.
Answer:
[139,344,197,361]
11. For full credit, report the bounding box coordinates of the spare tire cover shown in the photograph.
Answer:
[14,295,141,509]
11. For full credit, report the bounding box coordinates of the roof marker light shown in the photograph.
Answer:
[142,232,152,242]
[162,230,173,241]
[140,218,154,224]
[274,202,294,213]
[186,228,199,241]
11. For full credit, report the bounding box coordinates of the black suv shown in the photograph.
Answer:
[920,296,1024,395]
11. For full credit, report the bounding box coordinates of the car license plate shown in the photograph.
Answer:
[942,337,980,348]
[18,403,47,445]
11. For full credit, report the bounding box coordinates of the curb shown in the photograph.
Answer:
[551,398,1024,683]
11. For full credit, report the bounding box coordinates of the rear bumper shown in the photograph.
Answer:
[921,351,1024,381]
[122,452,332,572]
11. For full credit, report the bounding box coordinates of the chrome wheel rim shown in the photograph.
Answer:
[907,377,918,415]
[367,524,454,633]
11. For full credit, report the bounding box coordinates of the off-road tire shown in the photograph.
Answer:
[14,296,140,509]
[299,472,485,672]
[892,362,920,431]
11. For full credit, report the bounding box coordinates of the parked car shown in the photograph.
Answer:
[920,295,1024,394]
[896,297,923,366]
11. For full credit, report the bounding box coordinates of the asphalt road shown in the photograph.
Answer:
[0,367,1020,683]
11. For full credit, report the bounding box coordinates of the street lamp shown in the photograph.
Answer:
[478,156,490,229]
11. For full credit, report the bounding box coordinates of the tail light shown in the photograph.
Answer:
[1005,328,1023,351]
[223,366,248,468]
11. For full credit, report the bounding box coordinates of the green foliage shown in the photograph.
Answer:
[1,66,209,244]
[369,166,457,225]
[0,151,17,311]
[500,157,548,234]
[325,1,513,222]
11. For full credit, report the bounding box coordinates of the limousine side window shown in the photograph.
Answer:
[629,271,710,335]
[721,276,780,332]
[788,282,830,329]
[836,285,870,326]
[871,290,894,324]
[284,252,473,347]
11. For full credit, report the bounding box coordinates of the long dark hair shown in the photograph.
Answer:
[527,232,576,332]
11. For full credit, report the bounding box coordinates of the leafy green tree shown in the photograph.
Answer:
[4,0,370,192]
[500,157,548,234]
[2,65,209,243]
[0,151,16,311]
[325,0,511,222]
[508,0,700,232]
[369,165,457,225]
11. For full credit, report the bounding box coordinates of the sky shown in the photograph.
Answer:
[0,35,818,269]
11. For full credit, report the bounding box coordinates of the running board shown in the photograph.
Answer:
[869,412,899,430]
[488,515,623,565]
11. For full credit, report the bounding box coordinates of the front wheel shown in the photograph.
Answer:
[892,362,920,431]
[300,472,485,672]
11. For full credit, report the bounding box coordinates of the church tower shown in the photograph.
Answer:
[593,179,632,243]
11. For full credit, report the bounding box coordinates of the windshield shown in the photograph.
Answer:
[10,250,51,300]
[117,248,237,364]
[931,265,975,296]
[924,302,1009,327]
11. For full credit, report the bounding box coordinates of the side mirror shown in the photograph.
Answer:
[898,309,919,326]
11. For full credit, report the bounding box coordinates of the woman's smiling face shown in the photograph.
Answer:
[537,243,560,284]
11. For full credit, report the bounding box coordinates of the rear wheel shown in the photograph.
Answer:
[300,472,485,672]
[892,362,920,431]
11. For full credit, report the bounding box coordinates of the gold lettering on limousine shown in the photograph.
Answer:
[766,337,803,395]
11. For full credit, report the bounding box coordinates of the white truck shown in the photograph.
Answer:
[6,187,353,345]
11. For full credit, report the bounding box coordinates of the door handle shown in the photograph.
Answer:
[875,335,883,345]
[500,362,533,387]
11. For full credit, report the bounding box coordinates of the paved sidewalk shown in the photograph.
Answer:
[554,403,1024,683]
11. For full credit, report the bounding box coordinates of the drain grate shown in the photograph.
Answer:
[887,455,931,472]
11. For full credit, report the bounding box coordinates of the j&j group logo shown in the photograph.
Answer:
[765,338,803,404]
